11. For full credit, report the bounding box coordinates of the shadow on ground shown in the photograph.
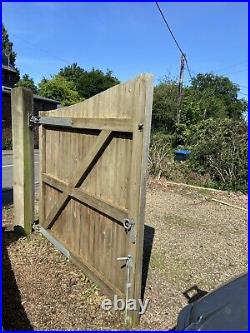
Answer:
[2,226,33,330]
[141,224,155,301]
[169,286,208,331]
[183,285,208,304]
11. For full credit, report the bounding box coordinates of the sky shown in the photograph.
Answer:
[2,2,248,98]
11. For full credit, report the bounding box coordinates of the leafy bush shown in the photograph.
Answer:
[148,132,173,179]
[38,75,82,106]
[187,119,248,192]
[148,132,214,187]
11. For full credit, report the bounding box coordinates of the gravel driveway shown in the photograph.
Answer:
[2,179,248,330]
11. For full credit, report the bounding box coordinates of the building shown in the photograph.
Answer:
[2,55,19,88]
[2,54,60,129]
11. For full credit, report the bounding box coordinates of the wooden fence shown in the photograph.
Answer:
[11,74,153,327]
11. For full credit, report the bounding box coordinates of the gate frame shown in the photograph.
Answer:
[11,74,153,327]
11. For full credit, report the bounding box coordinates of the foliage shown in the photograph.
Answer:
[148,132,213,187]
[150,73,248,192]
[149,132,173,179]
[149,119,248,192]
[2,23,17,67]
[152,73,248,133]
[59,63,120,99]
[38,75,82,106]
[16,74,38,94]
[187,119,248,192]
[152,78,179,133]
[182,73,247,123]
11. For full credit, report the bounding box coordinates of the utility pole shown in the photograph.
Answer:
[176,53,185,125]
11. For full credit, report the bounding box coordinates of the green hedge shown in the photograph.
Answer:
[149,119,248,192]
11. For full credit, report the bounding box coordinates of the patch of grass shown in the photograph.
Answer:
[81,283,99,300]
[164,213,208,230]
[164,261,189,283]
[150,250,166,271]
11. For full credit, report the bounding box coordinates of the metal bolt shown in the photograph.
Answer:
[138,123,144,130]
[117,256,129,261]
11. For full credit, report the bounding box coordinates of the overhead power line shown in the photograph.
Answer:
[155,1,192,80]
[221,68,248,76]
[10,32,71,66]
[214,60,248,73]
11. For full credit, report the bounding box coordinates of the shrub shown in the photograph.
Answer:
[148,132,173,179]
[188,119,248,192]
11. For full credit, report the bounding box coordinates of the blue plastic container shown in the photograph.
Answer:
[174,149,191,162]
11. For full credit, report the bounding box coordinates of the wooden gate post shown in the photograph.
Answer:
[11,87,34,235]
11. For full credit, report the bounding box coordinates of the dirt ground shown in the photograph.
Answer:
[2,179,248,330]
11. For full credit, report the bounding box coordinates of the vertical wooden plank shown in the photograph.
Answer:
[39,124,46,225]
[127,74,153,327]
[11,87,34,235]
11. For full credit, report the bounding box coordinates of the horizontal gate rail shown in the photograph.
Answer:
[42,173,128,224]
[39,116,133,132]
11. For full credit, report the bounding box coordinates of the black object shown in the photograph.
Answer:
[176,273,248,331]
[2,188,13,206]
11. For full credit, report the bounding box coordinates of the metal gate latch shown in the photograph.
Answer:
[123,218,136,244]
[117,254,133,322]
[117,254,133,268]
[117,254,133,290]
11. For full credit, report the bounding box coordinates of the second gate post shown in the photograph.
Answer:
[11,87,34,235]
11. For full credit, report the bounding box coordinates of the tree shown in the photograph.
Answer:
[38,75,82,106]
[59,63,120,99]
[152,73,248,135]
[183,73,247,122]
[152,78,179,133]
[58,63,86,93]
[2,23,17,67]
[16,74,38,94]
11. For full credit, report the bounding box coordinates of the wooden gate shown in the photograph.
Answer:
[39,74,153,326]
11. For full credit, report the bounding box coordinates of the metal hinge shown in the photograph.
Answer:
[123,218,136,244]
[28,113,40,128]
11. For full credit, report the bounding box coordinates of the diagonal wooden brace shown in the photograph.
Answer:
[43,130,112,230]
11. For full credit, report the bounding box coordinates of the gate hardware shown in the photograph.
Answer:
[123,218,136,244]
[117,254,133,322]
[117,254,133,267]
[138,122,144,130]
[29,114,40,128]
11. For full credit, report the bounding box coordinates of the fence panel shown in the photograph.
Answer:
[39,74,153,326]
